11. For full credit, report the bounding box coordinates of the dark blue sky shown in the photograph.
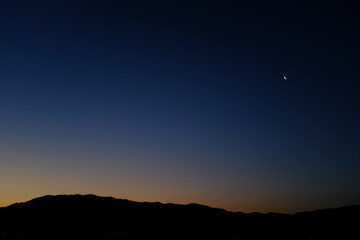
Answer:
[1,0,359,213]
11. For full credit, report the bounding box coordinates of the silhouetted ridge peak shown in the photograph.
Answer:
[1,195,359,240]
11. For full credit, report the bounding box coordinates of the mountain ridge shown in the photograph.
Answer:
[4,194,359,215]
[0,194,359,240]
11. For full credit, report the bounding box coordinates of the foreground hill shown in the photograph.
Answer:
[0,194,359,240]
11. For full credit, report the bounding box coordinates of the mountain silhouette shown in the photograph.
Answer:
[0,194,359,240]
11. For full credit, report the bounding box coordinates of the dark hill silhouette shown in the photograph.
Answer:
[0,194,359,240]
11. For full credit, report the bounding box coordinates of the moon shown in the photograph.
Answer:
[283,76,287,80]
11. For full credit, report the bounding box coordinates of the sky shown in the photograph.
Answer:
[0,0,359,213]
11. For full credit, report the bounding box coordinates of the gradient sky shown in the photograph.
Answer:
[1,0,359,213]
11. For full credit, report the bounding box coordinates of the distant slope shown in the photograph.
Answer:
[0,194,359,240]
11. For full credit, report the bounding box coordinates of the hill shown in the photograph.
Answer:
[0,194,359,240]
